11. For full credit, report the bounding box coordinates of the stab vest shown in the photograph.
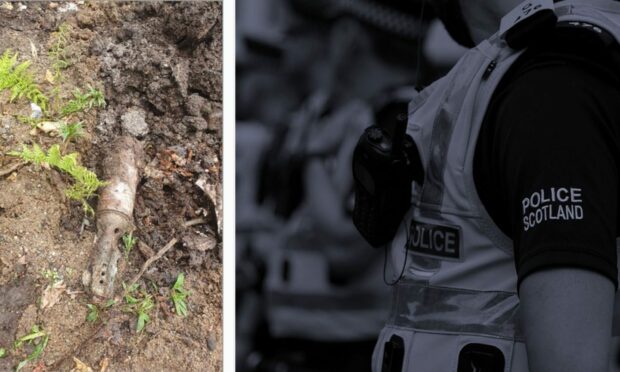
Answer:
[373,1,620,371]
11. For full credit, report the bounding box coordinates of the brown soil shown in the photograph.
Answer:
[0,2,222,371]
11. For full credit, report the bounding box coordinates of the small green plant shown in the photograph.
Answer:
[86,304,99,323]
[122,233,137,260]
[0,348,6,358]
[60,86,106,116]
[122,282,140,304]
[14,325,49,372]
[49,23,72,73]
[9,144,107,215]
[121,283,154,333]
[59,121,83,143]
[136,296,154,333]
[171,273,189,317]
[42,269,61,284]
[0,50,48,110]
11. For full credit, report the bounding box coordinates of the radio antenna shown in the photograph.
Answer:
[415,0,426,88]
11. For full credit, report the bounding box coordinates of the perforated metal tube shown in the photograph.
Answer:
[84,136,144,299]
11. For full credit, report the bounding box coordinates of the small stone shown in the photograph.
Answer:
[90,39,106,56]
[30,103,42,119]
[76,13,94,29]
[182,233,217,252]
[111,45,126,58]
[208,109,222,134]
[172,60,190,97]
[144,165,165,180]
[58,2,78,12]
[119,25,139,41]
[121,108,149,137]
[207,334,216,351]
[182,116,208,131]
[169,145,188,158]
[2,116,15,129]
[96,110,116,137]
[137,241,155,259]
[185,93,208,117]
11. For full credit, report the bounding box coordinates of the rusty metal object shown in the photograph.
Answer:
[83,136,144,299]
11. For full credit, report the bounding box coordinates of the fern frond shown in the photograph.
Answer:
[0,49,48,110]
[60,86,105,116]
[49,23,73,72]
[8,144,107,215]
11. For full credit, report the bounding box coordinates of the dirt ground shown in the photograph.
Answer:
[0,2,222,371]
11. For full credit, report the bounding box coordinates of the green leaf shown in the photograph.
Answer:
[0,348,6,358]
[15,359,28,371]
[122,233,137,259]
[174,296,188,317]
[124,294,138,305]
[14,330,45,348]
[60,86,105,116]
[13,327,48,371]
[86,304,99,322]
[29,335,48,361]
[59,121,83,143]
[171,273,189,317]
[136,312,149,333]
[173,273,185,290]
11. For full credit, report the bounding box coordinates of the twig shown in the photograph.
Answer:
[0,161,25,177]
[183,218,206,228]
[127,238,178,288]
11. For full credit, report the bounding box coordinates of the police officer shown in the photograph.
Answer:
[353,0,620,371]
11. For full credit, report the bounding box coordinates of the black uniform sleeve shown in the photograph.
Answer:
[475,29,620,289]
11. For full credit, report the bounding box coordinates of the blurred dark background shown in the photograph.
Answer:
[236,1,464,371]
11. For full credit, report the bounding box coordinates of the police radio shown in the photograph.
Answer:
[352,111,418,248]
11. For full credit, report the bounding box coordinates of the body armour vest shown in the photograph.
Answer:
[372,1,620,371]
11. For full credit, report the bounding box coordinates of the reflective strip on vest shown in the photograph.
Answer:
[387,280,523,341]
[420,51,485,208]
[267,290,389,311]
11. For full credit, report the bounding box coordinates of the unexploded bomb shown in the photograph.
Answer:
[83,136,144,299]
